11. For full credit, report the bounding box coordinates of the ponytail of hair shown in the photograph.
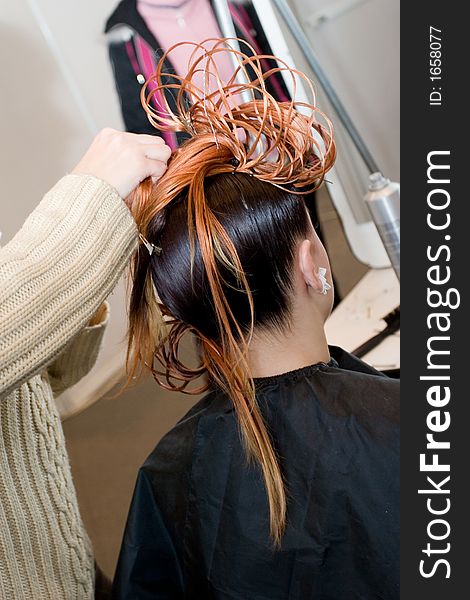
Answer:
[126,39,336,545]
[127,138,289,542]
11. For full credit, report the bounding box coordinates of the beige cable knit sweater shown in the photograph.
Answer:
[0,174,137,599]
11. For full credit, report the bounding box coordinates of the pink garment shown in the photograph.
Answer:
[137,0,234,91]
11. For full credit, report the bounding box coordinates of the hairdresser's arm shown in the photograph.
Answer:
[0,128,170,400]
[47,302,111,396]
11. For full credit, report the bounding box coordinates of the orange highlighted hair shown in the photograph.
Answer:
[127,39,336,545]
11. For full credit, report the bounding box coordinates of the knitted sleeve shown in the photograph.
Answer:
[0,174,138,401]
[47,302,110,397]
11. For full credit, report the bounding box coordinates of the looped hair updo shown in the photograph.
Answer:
[127,38,336,545]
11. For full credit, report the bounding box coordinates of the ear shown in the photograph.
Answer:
[298,239,323,293]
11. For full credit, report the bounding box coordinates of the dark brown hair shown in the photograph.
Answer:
[127,39,336,544]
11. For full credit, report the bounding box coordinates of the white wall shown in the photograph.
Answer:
[0,0,124,239]
[292,0,399,175]
[0,0,128,416]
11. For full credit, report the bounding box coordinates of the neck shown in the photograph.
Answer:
[248,308,330,378]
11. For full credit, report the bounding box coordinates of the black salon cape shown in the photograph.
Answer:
[112,346,399,600]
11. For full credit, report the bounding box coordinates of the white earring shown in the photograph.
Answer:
[318,267,331,295]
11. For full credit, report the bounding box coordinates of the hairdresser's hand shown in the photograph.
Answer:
[72,128,171,204]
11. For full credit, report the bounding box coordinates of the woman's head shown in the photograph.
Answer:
[127,39,336,544]
[152,172,317,340]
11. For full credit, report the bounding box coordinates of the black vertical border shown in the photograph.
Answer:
[401,3,468,597]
